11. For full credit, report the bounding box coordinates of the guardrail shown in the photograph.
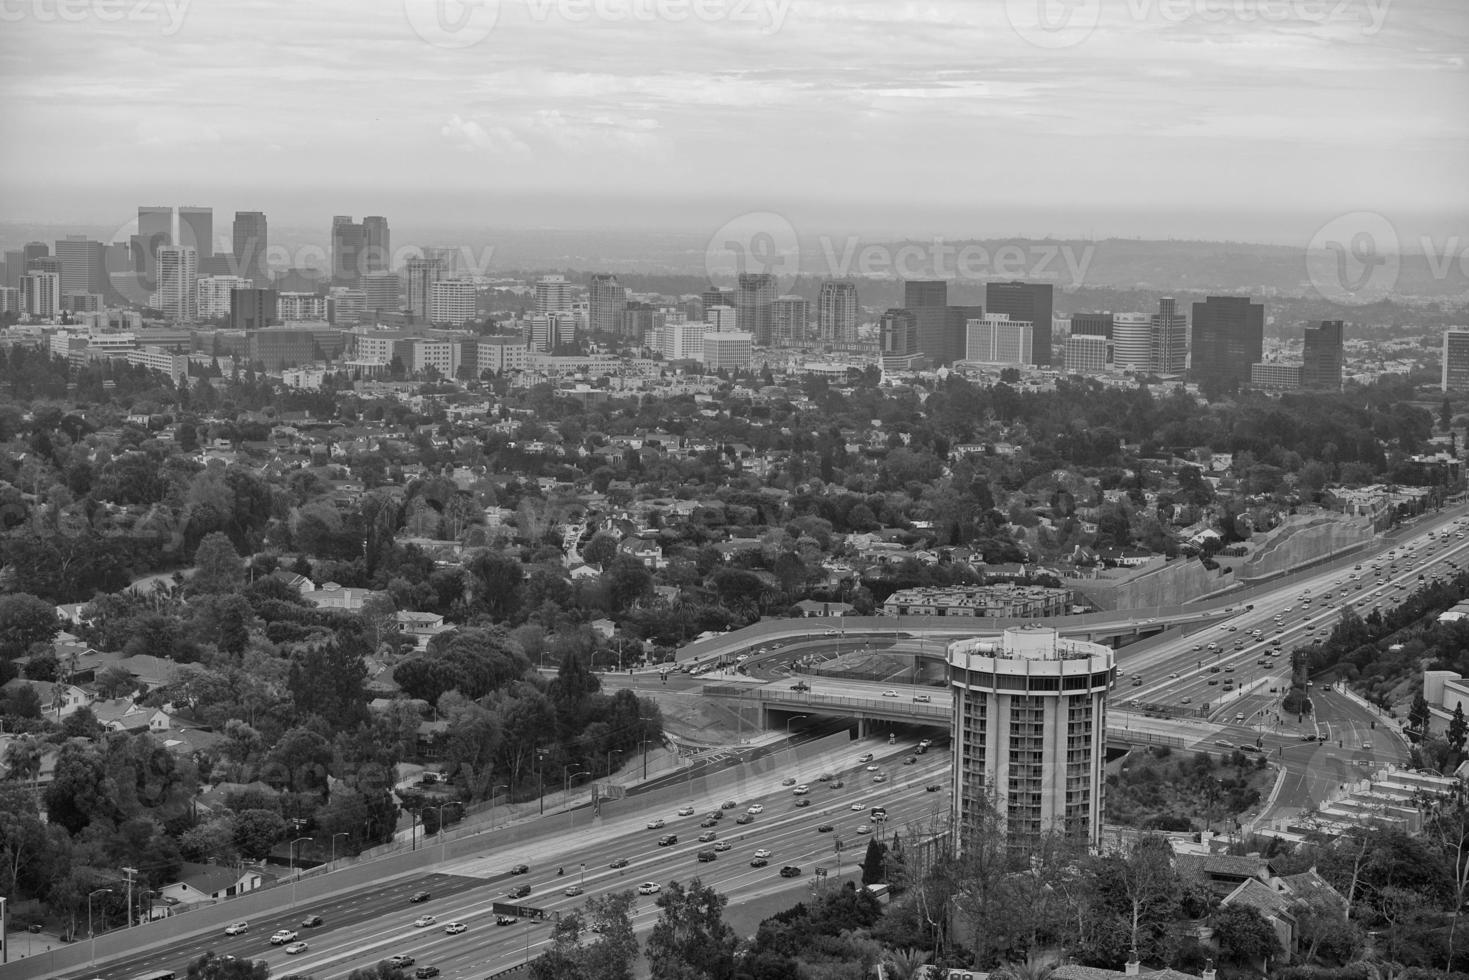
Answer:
[702,685,950,719]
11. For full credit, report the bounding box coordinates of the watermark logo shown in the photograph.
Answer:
[704,211,801,294]
[1004,0,1103,49]
[816,237,1096,286]
[1305,211,1400,306]
[404,0,500,49]
[0,0,192,35]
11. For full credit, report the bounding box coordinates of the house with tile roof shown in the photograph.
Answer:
[1219,867,1348,963]
[1053,963,1213,980]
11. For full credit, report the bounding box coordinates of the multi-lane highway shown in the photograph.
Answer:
[64,739,951,980]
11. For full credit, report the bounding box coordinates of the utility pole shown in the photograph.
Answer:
[121,867,137,928]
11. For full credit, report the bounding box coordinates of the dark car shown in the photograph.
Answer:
[387,955,415,968]
[415,968,440,979]
[791,681,810,692]
[658,834,678,846]
[794,798,812,808]
[300,914,323,928]
[750,857,769,867]
[817,824,834,833]
[509,864,529,875]
[700,817,719,828]
[696,849,717,862]
[720,800,738,809]
[828,780,845,789]
[779,865,802,877]
[902,756,916,765]
[610,857,630,868]
[507,884,531,899]
[409,891,431,903]
[735,814,754,825]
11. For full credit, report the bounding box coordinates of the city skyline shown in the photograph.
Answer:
[0,1,1464,244]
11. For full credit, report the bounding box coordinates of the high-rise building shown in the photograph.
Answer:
[0,287,20,316]
[1070,312,1113,339]
[706,306,738,332]
[22,241,51,268]
[423,246,459,278]
[1303,320,1345,390]
[331,216,366,285]
[429,280,478,325]
[703,331,754,372]
[773,295,810,346]
[1443,330,1469,393]
[879,308,917,357]
[230,288,279,331]
[623,302,664,340]
[328,288,367,326]
[735,273,778,346]
[156,246,198,322]
[198,275,250,318]
[405,257,444,319]
[948,626,1114,850]
[278,291,328,321]
[965,314,1033,366]
[818,280,859,345]
[1191,295,1264,389]
[232,211,269,284]
[659,321,707,361]
[1064,334,1109,374]
[589,273,627,335]
[946,305,985,364]
[986,281,1054,367]
[20,272,61,319]
[903,280,948,362]
[179,206,213,258]
[361,216,391,275]
[1250,362,1303,390]
[132,207,172,288]
[2,250,23,290]
[1111,314,1152,373]
[54,236,109,296]
[362,272,401,314]
[701,287,733,319]
[534,274,574,314]
[1150,297,1188,375]
[25,256,62,277]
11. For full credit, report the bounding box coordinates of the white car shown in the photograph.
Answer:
[647,818,666,829]
[676,806,694,816]
[857,824,872,834]
[881,690,899,698]
[270,929,298,945]
[851,802,867,811]
[284,942,308,955]
[792,785,809,795]
[866,764,880,772]
[637,882,661,895]
[224,922,248,936]
[754,848,772,859]
[414,914,436,928]
[746,804,764,814]
[445,921,467,935]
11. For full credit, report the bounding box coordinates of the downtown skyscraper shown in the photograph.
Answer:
[331,216,366,285]
[903,280,948,363]
[1303,320,1345,390]
[156,245,198,322]
[589,273,628,335]
[179,206,213,259]
[1191,295,1264,390]
[735,273,777,346]
[232,211,269,284]
[986,281,1054,367]
[1149,297,1188,375]
[818,280,859,345]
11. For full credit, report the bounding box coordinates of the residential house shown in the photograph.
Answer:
[395,611,448,651]
[159,862,265,906]
[0,678,90,718]
[792,599,857,618]
[270,569,316,596]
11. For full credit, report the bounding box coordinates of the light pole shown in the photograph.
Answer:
[641,739,651,780]
[88,887,112,966]
[565,769,591,825]
[289,836,311,908]
[330,832,349,864]
[428,804,451,862]
[491,783,510,828]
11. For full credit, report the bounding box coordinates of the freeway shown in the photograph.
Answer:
[65,738,951,980]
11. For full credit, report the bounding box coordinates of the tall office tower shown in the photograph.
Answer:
[702,331,754,372]
[1064,334,1109,374]
[735,272,778,346]
[1444,330,1469,393]
[26,256,62,277]
[331,216,366,285]
[946,305,985,364]
[230,287,278,331]
[156,246,199,322]
[879,309,918,356]
[1150,297,1188,375]
[362,272,402,314]
[197,275,250,318]
[423,246,460,277]
[178,206,213,258]
[817,280,859,344]
[21,272,61,319]
[328,288,368,326]
[1070,312,1113,339]
[706,306,738,332]
[589,273,628,335]
[22,241,50,267]
[133,206,173,286]
[622,301,664,339]
[773,295,810,346]
[1303,320,1345,390]
[948,626,1114,851]
[965,314,1033,366]
[534,274,574,314]
[701,287,733,319]
[54,236,108,296]
[278,292,328,321]
[232,211,269,284]
[2,250,22,290]
[429,280,478,326]
[405,257,444,318]
[986,281,1054,367]
[1190,295,1264,389]
[1111,314,1152,373]
[903,280,948,361]
[361,216,391,274]
[0,287,19,316]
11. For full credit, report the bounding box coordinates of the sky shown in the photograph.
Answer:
[0,0,1465,249]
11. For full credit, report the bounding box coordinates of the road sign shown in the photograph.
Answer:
[814,867,827,878]
[491,901,553,921]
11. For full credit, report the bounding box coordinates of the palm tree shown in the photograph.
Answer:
[993,955,1058,980]
[882,947,934,980]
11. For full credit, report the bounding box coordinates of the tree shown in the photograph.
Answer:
[231,808,285,860]
[191,531,245,595]
[646,878,739,980]
[186,952,270,980]
[1449,703,1467,753]
[860,838,890,885]
[1408,692,1432,738]
[0,593,60,660]
[1211,904,1281,966]
[95,664,137,699]
[287,638,368,730]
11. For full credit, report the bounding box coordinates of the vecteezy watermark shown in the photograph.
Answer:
[816,237,1096,286]
[1005,0,1394,49]
[0,0,192,34]
[1305,211,1400,306]
[704,211,802,294]
[405,0,790,47]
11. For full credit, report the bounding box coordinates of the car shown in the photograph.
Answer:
[881,690,899,698]
[721,800,738,809]
[638,882,661,895]
[271,929,298,944]
[824,629,838,636]
[1224,666,1235,672]
[1209,666,1221,673]
[817,823,835,833]
[747,804,764,814]
[444,921,467,935]
[677,805,694,816]
[647,818,666,829]
[714,840,732,851]
[780,865,802,877]
[658,834,678,846]
[1214,740,1231,747]
[1131,678,1143,686]
[1208,679,1218,686]
[735,814,754,825]
[851,802,868,811]
[781,777,797,786]
[794,798,811,807]
[751,857,770,867]
[791,682,810,692]
[1182,697,1192,704]
[735,654,748,662]
[414,915,437,928]
[866,764,881,772]
[871,806,887,819]
[705,810,724,820]
[1239,745,1261,753]
[926,783,943,792]
[414,968,439,979]
[829,779,845,789]
[387,955,416,968]
[610,857,630,868]
[224,922,249,936]
[1168,672,1179,679]
[858,753,874,763]
[300,914,323,928]
[701,817,720,828]
[564,885,585,896]
[698,831,718,842]
[913,693,933,702]
[903,755,917,765]
[697,849,717,862]
[285,942,309,955]
[1362,742,1373,751]
[873,774,888,783]
[409,891,431,903]
[510,863,530,875]
[793,784,809,795]
[508,884,532,899]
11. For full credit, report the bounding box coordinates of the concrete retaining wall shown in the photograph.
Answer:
[1239,515,1373,583]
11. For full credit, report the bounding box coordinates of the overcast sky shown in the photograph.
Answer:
[0,0,1465,245]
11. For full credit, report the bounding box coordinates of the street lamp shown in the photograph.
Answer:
[330,832,349,864]
[428,804,451,862]
[88,887,112,966]
[289,836,311,908]
[564,769,592,826]
[640,739,652,780]
[491,783,510,828]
